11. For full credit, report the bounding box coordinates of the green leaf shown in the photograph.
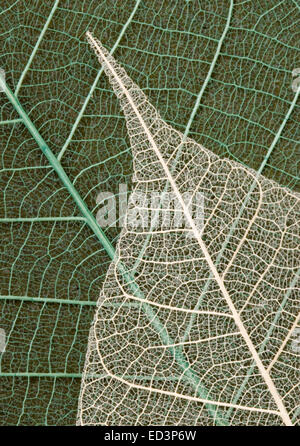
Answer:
[0,0,299,425]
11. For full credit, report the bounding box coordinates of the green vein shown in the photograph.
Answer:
[14,0,60,96]
[183,0,234,138]
[0,295,96,306]
[0,217,86,223]
[0,118,23,125]
[0,295,141,308]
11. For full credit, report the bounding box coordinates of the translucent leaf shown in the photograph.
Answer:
[78,33,300,426]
